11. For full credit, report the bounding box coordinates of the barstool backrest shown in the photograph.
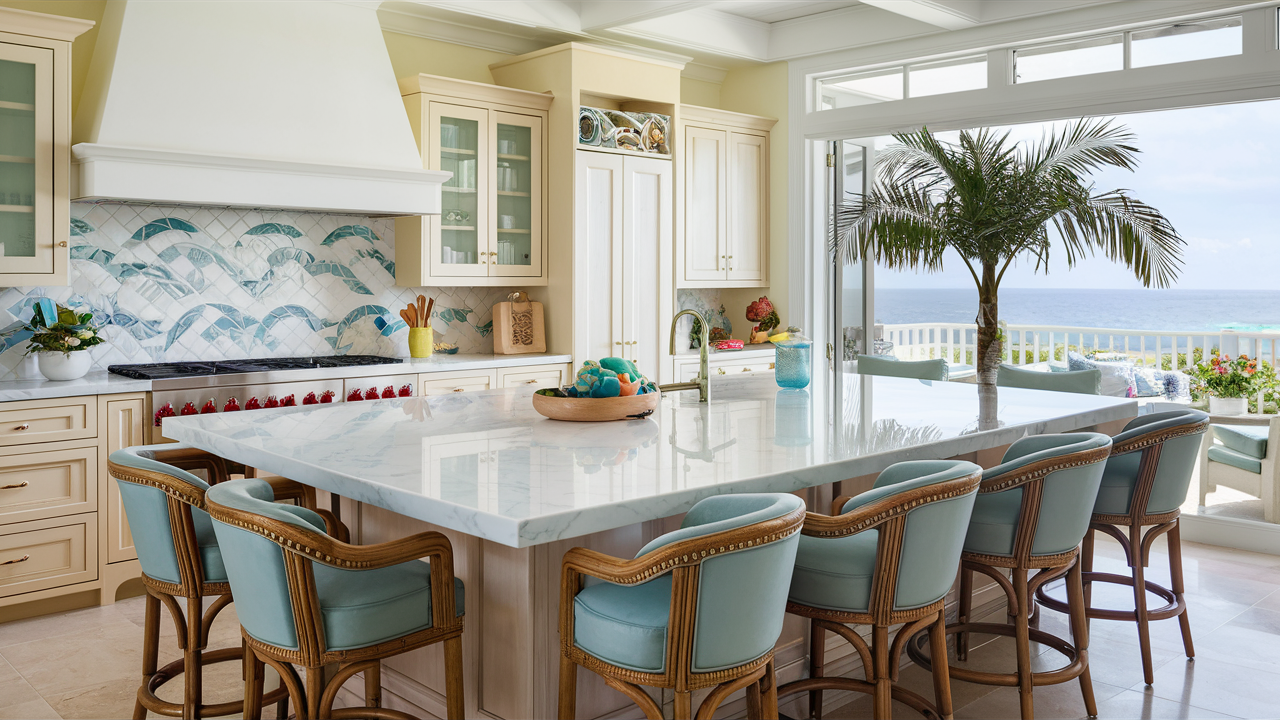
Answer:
[203,478,331,655]
[839,460,982,614]
[1104,409,1210,518]
[631,493,806,674]
[107,444,231,590]
[981,433,1113,558]
[855,355,949,381]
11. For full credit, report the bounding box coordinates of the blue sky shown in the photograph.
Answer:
[874,98,1280,290]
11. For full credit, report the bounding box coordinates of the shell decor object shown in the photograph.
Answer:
[578,106,670,155]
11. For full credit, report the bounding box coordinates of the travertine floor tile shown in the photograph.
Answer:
[0,622,142,696]
[1091,688,1243,720]
[0,604,133,650]
[0,698,60,720]
[44,680,137,720]
[1141,655,1280,719]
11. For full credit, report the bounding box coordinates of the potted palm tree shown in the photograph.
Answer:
[833,119,1186,388]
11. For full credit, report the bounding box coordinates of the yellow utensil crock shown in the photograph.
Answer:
[409,326,434,358]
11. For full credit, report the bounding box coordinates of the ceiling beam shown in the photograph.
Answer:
[579,1,710,32]
[859,0,983,30]
[608,7,771,62]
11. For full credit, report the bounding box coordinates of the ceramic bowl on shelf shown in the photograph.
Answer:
[532,390,661,422]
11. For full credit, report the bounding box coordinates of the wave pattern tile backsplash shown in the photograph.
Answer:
[0,203,513,380]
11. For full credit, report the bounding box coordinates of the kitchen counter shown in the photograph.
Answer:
[0,352,573,402]
[163,373,1135,548]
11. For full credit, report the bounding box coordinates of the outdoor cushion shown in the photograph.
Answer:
[1068,351,1136,398]
[314,561,465,652]
[1213,424,1268,460]
[573,575,673,672]
[856,355,949,381]
[1208,446,1262,474]
[788,531,878,613]
[997,364,1100,395]
[1133,368,1167,397]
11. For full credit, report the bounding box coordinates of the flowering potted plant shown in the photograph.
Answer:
[1191,353,1260,415]
[10,301,104,381]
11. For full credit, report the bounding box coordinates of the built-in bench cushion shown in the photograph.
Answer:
[856,355,949,381]
[1213,424,1268,460]
[314,560,465,652]
[997,364,1100,395]
[1208,446,1262,474]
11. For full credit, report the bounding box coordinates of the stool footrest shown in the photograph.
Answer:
[137,646,288,719]
[778,676,944,720]
[908,622,1089,688]
[1036,571,1184,622]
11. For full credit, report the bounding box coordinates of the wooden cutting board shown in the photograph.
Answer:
[493,291,546,354]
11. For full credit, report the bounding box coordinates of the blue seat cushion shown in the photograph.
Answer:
[1213,424,1268,460]
[1208,446,1262,474]
[788,531,878,613]
[963,490,1022,556]
[313,560,465,652]
[573,575,672,673]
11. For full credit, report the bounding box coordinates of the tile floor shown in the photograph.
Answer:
[1,532,1278,719]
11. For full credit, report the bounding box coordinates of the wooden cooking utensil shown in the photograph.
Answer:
[424,297,434,324]
[417,295,427,326]
[400,309,414,327]
[407,304,418,328]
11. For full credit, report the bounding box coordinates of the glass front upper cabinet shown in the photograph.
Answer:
[0,39,58,283]
[395,75,550,287]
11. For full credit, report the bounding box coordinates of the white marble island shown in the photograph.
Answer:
[163,375,1136,719]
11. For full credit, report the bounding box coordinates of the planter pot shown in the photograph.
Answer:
[1208,395,1248,415]
[36,351,93,381]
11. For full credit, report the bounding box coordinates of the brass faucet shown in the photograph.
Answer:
[658,309,709,403]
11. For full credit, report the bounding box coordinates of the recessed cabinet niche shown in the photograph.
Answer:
[677,104,775,288]
[395,75,552,287]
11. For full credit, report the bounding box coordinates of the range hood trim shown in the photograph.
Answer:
[73,143,452,217]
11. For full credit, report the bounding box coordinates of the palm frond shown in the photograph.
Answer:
[1053,190,1186,288]
[830,182,947,270]
[1028,118,1141,178]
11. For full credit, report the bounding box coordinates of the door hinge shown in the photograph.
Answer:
[826,153,835,167]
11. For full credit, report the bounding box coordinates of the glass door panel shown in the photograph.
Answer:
[0,43,51,273]
[429,102,488,278]
[491,112,542,277]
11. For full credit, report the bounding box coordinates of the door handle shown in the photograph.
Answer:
[0,481,28,490]
[1,555,29,566]
[13,424,29,432]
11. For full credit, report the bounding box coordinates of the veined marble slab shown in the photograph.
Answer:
[164,374,1137,547]
[0,370,153,402]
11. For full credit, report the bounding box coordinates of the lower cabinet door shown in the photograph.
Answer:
[103,396,146,563]
[0,513,97,599]
[497,364,571,389]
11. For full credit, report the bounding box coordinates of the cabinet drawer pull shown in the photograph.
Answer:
[526,379,540,384]
[452,388,464,393]
[1,555,29,566]
[717,368,726,375]
[13,424,29,432]
[0,481,28,490]
[742,367,751,372]
[769,363,775,369]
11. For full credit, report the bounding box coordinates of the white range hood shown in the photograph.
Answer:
[71,0,448,216]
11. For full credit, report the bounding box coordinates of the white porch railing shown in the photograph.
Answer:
[882,322,1280,371]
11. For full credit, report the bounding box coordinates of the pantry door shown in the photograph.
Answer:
[620,155,671,380]
[575,150,625,365]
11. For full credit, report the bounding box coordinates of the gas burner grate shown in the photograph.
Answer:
[108,356,403,380]
[108,362,220,380]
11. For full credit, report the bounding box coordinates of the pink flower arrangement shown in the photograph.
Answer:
[1193,353,1262,399]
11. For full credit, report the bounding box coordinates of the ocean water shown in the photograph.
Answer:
[876,288,1280,332]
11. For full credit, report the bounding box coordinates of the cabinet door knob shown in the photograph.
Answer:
[615,341,623,346]
[13,424,29,431]
[58,241,68,248]
[1,481,28,490]
[1,555,29,566]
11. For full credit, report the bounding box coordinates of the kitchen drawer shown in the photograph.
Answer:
[0,396,97,448]
[419,369,497,397]
[676,356,774,381]
[0,445,97,525]
[0,514,97,599]
[497,364,572,390]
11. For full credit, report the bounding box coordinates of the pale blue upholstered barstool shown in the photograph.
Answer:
[910,432,1113,720]
[855,354,949,381]
[778,460,982,720]
[558,493,806,720]
[1038,409,1209,687]
[205,477,465,720]
[997,364,1102,395]
[108,444,332,719]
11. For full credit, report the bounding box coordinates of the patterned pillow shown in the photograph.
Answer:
[1068,351,1137,398]
[1133,368,1166,397]
[1164,371,1191,401]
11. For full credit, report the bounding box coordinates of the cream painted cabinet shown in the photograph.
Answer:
[102,395,145,564]
[396,74,551,287]
[575,150,671,380]
[419,369,497,397]
[677,105,775,288]
[496,364,572,390]
[0,10,89,286]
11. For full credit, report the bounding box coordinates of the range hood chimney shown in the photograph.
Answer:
[71,0,447,216]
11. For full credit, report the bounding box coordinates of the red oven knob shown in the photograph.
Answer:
[154,403,175,427]
[200,399,217,414]
[281,394,296,407]
[364,387,379,400]
[180,402,198,416]
[224,398,241,412]
[381,386,396,399]
[320,390,335,403]
[245,397,262,410]
[347,389,363,402]
[302,392,318,405]
[263,395,280,409]
[398,384,414,397]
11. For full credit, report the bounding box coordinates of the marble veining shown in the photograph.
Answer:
[163,374,1137,547]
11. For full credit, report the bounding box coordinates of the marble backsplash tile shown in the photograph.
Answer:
[0,202,516,380]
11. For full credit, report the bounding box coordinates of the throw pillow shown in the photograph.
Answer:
[1133,367,1166,397]
[1068,351,1137,398]
[1164,371,1192,401]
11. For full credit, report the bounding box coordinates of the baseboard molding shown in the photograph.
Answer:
[1181,512,1280,555]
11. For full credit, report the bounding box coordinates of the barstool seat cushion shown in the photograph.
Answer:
[1207,445,1262,474]
[963,490,1023,557]
[192,515,227,583]
[1212,424,1268,460]
[314,561,466,652]
[787,531,878,613]
[572,575,673,673]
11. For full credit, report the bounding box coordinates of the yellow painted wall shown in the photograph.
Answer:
[1,0,106,117]
[718,61,792,333]
[382,31,510,85]
[680,76,720,107]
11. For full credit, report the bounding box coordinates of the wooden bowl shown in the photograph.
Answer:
[531,390,661,422]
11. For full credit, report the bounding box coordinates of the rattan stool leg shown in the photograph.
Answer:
[1013,568,1034,720]
[184,596,203,720]
[929,610,955,720]
[957,566,973,661]
[1067,559,1098,718]
[304,666,323,720]
[444,635,465,720]
[809,619,825,719]
[763,657,779,720]
[558,655,578,720]
[872,625,891,720]
[675,690,693,720]
[243,644,263,720]
[1168,521,1195,659]
[746,678,763,719]
[1131,548,1155,685]
[135,591,161,720]
[365,660,382,709]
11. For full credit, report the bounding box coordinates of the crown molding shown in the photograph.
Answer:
[377,4,541,55]
[681,62,729,84]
